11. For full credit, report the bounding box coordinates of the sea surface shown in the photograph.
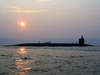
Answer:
[0,44,100,75]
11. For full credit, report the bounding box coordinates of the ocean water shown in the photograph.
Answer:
[0,44,100,75]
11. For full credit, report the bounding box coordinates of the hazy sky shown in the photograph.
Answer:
[0,0,100,44]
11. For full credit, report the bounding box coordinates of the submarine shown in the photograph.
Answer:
[12,35,93,47]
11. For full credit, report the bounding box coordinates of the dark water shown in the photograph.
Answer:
[0,44,100,75]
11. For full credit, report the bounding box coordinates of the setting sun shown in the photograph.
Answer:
[21,22,24,26]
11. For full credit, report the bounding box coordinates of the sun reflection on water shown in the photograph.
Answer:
[9,47,35,75]
[19,47,26,54]
[20,48,25,51]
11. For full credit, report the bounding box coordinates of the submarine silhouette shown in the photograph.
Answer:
[13,35,93,46]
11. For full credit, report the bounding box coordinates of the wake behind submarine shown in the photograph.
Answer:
[13,35,93,47]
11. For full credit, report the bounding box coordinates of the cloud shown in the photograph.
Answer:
[36,0,50,2]
[7,6,19,9]
[5,10,49,13]
[4,6,49,13]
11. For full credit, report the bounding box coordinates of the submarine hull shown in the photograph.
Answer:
[12,43,93,47]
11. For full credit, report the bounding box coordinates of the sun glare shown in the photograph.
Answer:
[21,22,24,26]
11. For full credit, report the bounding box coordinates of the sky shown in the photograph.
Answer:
[0,0,100,44]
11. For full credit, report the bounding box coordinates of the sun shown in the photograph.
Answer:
[21,22,24,26]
